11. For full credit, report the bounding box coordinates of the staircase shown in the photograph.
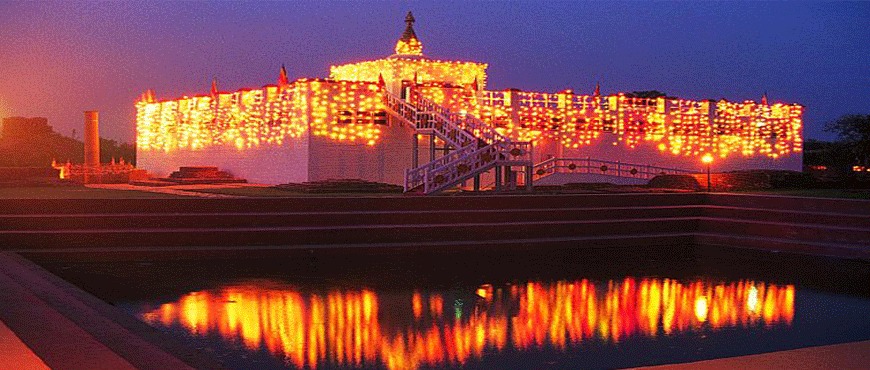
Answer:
[384,90,533,194]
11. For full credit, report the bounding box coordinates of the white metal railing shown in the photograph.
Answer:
[383,91,417,124]
[532,157,693,182]
[411,93,510,147]
[394,89,533,194]
[384,91,475,150]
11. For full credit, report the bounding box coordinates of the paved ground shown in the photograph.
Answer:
[639,340,870,370]
[85,183,270,198]
[0,320,49,370]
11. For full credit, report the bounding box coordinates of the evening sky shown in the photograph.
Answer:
[0,1,867,142]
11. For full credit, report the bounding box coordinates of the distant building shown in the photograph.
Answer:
[1,117,53,139]
[136,13,803,193]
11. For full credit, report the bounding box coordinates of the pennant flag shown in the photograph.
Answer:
[378,73,386,87]
[471,76,479,91]
[278,64,289,86]
[593,82,601,97]
[211,77,218,96]
[761,92,768,105]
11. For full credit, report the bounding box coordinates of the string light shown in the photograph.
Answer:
[136,80,385,152]
[137,13,802,163]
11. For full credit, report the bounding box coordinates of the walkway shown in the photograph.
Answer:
[639,340,870,369]
[0,320,49,370]
[85,183,264,198]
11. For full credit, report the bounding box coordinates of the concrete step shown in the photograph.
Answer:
[699,217,870,246]
[0,218,698,250]
[22,233,697,261]
[704,206,870,229]
[0,263,139,370]
[695,232,870,260]
[0,253,223,369]
[0,206,705,231]
[0,193,705,215]
[0,253,209,370]
[705,193,870,215]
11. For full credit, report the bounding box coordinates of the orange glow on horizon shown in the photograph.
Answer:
[140,278,795,369]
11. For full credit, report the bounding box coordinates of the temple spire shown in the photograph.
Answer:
[278,64,289,86]
[395,11,423,56]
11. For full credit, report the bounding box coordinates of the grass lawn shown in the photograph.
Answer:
[0,186,184,199]
[745,188,870,200]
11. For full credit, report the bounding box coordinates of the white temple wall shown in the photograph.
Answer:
[307,118,417,185]
[137,133,310,184]
[532,133,802,174]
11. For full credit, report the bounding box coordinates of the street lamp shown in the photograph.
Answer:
[701,153,714,192]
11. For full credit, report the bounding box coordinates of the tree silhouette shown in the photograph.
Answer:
[825,114,870,167]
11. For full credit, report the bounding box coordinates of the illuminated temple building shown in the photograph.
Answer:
[136,12,803,193]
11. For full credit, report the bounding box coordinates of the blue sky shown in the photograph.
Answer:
[1,1,868,141]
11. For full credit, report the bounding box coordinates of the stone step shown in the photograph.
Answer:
[0,206,705,231]
[0,253,222,369]
[705,193,870,215]
[0,218,698,250]
[23,233,697,261]
[0,253,208,370]
[704,206,870,229]
[0,263,139,370]
[0,193,706,215]
[699,217,870,246]
[695,233,870,260]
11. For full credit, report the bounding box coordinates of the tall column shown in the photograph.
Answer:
[84,111,100,184]
[84,111,99,167]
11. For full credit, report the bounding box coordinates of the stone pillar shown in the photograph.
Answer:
[84,111,100,183]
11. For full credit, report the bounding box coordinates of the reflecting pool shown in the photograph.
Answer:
[131,278,796,369]
[40,248,870,369]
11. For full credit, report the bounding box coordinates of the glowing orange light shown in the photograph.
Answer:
[141,278,795,370]
[136,15,802,164]
[701,153,714,164]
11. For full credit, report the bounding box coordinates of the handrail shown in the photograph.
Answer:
[411,93,510,146]
[384,90,476,150]
[394,88,534,194]
[532,157,693,181]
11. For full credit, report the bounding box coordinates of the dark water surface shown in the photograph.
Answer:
[37,246,870,369]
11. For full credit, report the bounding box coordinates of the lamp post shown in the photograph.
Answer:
[701,154,713,192]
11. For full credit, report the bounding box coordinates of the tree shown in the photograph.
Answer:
[825,114,870,166]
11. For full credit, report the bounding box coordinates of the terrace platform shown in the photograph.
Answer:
[0,193,867,369]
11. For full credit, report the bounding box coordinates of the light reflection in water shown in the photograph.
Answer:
[140,278,794,369]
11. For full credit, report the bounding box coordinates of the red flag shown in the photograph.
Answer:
[211,77,218,96]
[278,65,289,86]
[378,73,386,87]
[761,92,768,105]
[471,76,479,91]
[593,82,601,97]
[143,89,156,103]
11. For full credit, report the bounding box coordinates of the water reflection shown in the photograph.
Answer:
[139,278,794,369]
